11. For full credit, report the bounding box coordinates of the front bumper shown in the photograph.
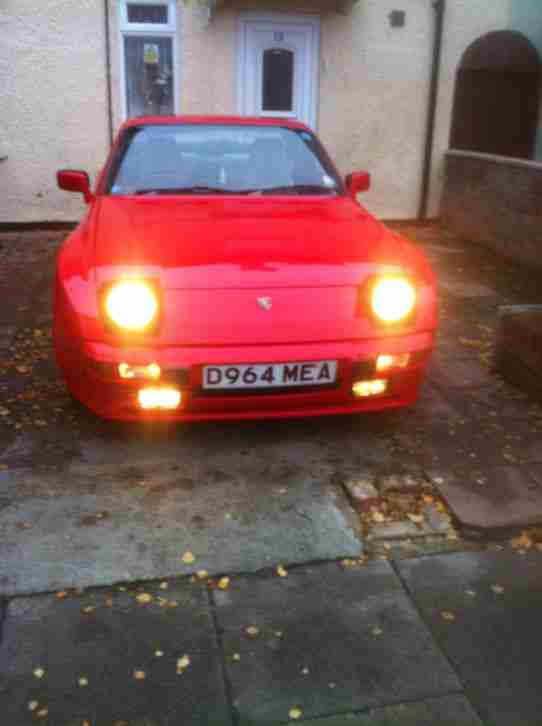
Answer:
[56,333,434,422]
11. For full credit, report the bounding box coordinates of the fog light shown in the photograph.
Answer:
[138,387,181,410]
[119,362,161,380]
[376,353,410,372]
[352,380,388,398]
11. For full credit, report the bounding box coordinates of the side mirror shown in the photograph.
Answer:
[57,169,94,203]
[346,171,371,198]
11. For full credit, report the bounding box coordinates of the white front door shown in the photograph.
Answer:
[238,14,320,129]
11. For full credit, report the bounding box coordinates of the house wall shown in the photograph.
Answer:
[509,0,542,160]
[0,0,110,222]
[1,0,541,223]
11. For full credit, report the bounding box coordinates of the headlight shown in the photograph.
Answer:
[370,277,416,323]
[104,280,159,331]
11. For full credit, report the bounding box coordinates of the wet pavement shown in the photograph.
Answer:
[1,223,542,724]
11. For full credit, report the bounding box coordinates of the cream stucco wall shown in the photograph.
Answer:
[0,0,110,222]
[2,0,540,223]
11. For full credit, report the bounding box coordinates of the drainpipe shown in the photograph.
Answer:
[104,0,114,146]
[418,0,446,220]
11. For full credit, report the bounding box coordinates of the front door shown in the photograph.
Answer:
[238,15,320,128]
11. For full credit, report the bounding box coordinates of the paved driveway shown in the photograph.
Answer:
[1,224,542,597]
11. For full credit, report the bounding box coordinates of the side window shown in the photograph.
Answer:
[119,0,178,119]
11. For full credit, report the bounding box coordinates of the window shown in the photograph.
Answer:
[262,48,294,112]
[119,0,178,119]
[106,124,344,196]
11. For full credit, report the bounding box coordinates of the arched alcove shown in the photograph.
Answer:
[450,31,542,159]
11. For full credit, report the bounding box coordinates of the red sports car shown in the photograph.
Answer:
[55,116,437,422]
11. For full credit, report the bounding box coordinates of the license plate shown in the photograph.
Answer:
[203,361,338,390]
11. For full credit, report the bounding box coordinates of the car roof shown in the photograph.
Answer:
[120,115,312,132]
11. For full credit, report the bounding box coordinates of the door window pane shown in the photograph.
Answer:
[262,48,294,112]
[127,4,168,24]
[124,36,174,117]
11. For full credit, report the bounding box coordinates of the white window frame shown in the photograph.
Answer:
[119,0,180,120]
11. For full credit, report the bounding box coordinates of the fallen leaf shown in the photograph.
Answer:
[133,670,146,680]
[371,626,383,636]
[177,655,191,669]
[196,570,209,580]
[218,577,230,590]
[33,667,45,679]
[105,597,113,607]
[510,532,533,551]
[78,676,89,687]
[422,495,435,504]
[28,701,39,712]
[181,551,195,564]
[407,513,424,524]
[274,630,283,638]
[232,653,241,662]
[289,707,303,720]
[159,581,169,590]
[491,584,504,595]
[329,682,336,689]
[246,626,260,637]
[155,650,164,657]
[301,667,309,675]
[441,611,456,622]
[465,590,477,597]
[56,591,68,600]
[372,511,386,523]
[37,708,48,718]
[82,606,95,614]
[276,565,288,578]
[135,593,153,605]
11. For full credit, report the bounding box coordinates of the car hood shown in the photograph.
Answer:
[93,196,410,290]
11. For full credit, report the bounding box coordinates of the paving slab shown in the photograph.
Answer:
[0,458,361,596]
[213,561,461,726]
[0,579,231,726]
[298,695,483,725]
[397,550,542,726]
[427,466,542,530]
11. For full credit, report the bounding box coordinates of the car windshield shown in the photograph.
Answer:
[106,124,344,196]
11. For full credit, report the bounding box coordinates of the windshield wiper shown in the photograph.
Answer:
[247,184,337,196]
[133,186,247,196]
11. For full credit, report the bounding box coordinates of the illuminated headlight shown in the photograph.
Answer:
[138,387,181,410]
[352,380,388,398]
[104,281,158,331]
[371,277,416,324]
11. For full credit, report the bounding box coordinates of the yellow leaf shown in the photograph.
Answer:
[289,707,303,720]
[177,655,191,669]
[155,650,164,657]
[372,511,386,523]
[159,581,169,590]
[232,653,241,662]
[510,532,533,550]
[218,577,230,590]
[246,625,260,637]
[276,565,288,578]
[133,670,146,680]
[33,667,45,679]
[135,593,153,604]
[181,551,195,564]
[37,708,49,718]
[441,611,456,622]
[196,570,209,580]
[78,676,89,687]
[56,591,68,600]
[27,701,39,712]
[407,513,424,524]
